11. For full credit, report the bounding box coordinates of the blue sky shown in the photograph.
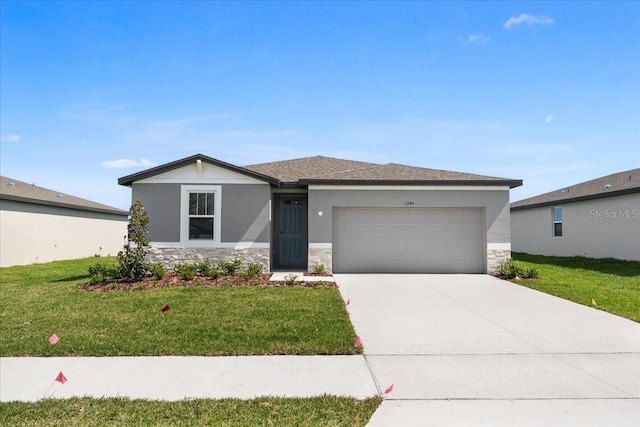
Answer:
[1,1,638,210]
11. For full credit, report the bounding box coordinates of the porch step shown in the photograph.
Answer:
[269,272,335,282]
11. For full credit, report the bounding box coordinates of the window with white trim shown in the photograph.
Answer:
[188,192,215,239]
[552,206,562,237]
[180,185,222,245]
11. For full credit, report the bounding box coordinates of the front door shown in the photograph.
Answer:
[278,195,307,267]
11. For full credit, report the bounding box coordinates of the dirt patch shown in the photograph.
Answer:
[78,272,336,292]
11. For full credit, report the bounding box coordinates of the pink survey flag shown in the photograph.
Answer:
[384,384,394,395]
[172,276,178,284]
[161,304,170,313]
[48,334,59,345]
[354,336,362,348]
[55,371,68,384]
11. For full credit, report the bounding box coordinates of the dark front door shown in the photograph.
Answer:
[278,195,307,267]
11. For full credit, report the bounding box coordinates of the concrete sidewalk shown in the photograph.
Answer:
[0,355,378,402]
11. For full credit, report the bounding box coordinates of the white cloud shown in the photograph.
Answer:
[1,134,21,143]
[545,115,553,123]
[504,13,554,30]
[101,158,157,169]
[461,34,491,45]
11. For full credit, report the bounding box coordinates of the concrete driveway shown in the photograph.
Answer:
[335,274,640,426]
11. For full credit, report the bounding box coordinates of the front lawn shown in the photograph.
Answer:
[0,257,358,356]
[511,253,640,322]
[0,396,382,427]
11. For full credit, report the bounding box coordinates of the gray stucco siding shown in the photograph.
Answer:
[131,183,271,244]
[220,184,271,243]
[132,183,181,242]
[307,189,511,245]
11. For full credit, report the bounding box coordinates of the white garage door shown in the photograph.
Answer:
[333,207,484,273]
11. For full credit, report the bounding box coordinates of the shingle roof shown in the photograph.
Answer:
[511,168,640,210]
[298,162,522,187]
[243,156,379,183]
[0,176,128,216]
[246,156,522,187]
[119,154,522,188]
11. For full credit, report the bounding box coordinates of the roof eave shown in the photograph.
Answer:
[118,154,281,186]
[510,187,640,211]
[301,179,523,188]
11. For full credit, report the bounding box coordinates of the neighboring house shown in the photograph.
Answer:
[118,154,522,274]
[0,176,129,267]
[511,169,640,262]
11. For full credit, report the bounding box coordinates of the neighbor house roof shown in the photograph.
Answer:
[0,176,128,216]
[119,154,523,188]
[511,168,640,211]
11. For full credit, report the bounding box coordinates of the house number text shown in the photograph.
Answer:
[404,201,415,206]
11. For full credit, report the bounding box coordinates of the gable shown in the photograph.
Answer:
[134,161,269,185]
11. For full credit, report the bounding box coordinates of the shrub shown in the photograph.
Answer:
[496,260,539,280]
[219,259,242,276]
[88,263,117,284]
[196,259,213,275]
[208,268,221,279]
[88,263,110,277]
[313,264,327,275]
[284,274,298,286]
[243,263,263,279]
[175,263,197,281]
[520,266,539,279]
[117,200,151,281]
[150,263,165,279]
[196,259,221,278]
[89,273,106,285]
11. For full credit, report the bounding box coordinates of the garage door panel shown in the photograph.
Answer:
[371,242,388,255]
[445,209,464,221]
[333,207,484,273]
[351,225,370,239]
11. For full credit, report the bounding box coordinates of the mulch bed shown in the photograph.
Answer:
[78,272,336,292]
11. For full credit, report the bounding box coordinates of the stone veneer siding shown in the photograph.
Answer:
[308,247,333,274]
[487,248,511,274]
[148,247,270,271]
[310,249,507,274]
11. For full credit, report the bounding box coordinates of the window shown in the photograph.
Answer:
[181,185,221,244]
[188,192,215,239]
[553,206,562,237]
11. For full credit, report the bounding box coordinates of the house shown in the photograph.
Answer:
[118,154,523,274]
[0,176,129,267]
[511,169,640,262]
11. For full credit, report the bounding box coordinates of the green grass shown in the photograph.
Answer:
[0,396,382,427]
[511,253,640,322]
[0,258,358,356]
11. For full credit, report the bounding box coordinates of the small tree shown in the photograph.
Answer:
[117,199,151,281]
